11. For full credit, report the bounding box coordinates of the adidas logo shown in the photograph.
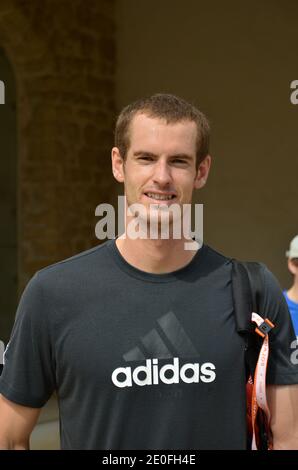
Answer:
[112,357,216,388]
[111,311,216,388]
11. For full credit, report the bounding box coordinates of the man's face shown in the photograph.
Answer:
[112,113,210,231]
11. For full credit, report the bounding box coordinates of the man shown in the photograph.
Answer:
[284,235,298,336]
[0,94,298,450]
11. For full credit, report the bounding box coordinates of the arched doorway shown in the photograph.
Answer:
[0,48,17,344]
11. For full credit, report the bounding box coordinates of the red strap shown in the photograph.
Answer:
[250,313,274,450]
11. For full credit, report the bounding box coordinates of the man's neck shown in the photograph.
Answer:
[115,235,199,274]
[287,280,298,303]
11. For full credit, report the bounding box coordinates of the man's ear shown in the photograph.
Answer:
[194,154,212,189]
[111,147,125,183]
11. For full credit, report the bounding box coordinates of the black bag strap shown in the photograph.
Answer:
[231,259,265,377]
[232,259,274,450]
[231,259,264,332]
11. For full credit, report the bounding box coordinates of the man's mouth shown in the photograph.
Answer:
[144,192,176,201]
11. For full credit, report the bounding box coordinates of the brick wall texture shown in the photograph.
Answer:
[0,0,117,292]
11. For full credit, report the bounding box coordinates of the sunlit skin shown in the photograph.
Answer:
[111,113,211,274]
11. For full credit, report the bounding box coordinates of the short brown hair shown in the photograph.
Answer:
[114,93,210,169]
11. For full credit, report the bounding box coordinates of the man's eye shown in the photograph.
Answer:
[139,156,153,161]
[172,159,187,165]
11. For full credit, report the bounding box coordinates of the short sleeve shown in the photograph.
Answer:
[259,264,298,385]
[0,273,55,407]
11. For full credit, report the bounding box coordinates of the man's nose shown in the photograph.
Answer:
[152,161,172,186]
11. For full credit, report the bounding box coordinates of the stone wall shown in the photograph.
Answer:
[0,49,17,342]
[0,0,117,294]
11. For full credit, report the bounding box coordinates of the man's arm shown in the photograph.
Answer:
[267,384,298,450]
[0,394,41,450]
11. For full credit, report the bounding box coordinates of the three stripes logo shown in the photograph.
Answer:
[111,311,216,388]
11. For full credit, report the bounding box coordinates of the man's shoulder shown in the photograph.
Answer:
[34,239,113,286]
[203,244,231,262]
[202,243,232,269]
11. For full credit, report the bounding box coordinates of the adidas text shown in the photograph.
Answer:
[111,357,216,388]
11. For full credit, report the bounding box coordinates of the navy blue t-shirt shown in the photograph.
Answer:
[0,240,298,449]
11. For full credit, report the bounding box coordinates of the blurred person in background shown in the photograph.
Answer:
[284,235,298,336]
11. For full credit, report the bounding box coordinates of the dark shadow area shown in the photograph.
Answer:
[0,48,17,344]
